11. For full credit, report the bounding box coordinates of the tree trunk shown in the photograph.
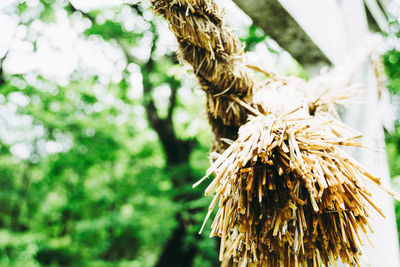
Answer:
[155,213,197,267]
[140,42,200,267]
[152,157,200,267]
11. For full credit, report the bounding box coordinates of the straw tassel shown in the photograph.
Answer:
[194,105,400,266]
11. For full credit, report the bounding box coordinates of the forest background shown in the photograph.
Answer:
[0,0,400,266]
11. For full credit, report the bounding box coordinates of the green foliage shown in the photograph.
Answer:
[383,50,400,94]
[84,20,140,41]
[241,25,267,52]
[0,1,214,266]
[387,125,400,177]
[384,24,400,242]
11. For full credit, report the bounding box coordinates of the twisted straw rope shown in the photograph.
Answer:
[151,0,255,152]
[150,1,400,267]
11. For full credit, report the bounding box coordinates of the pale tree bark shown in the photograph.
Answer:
[232,0,400,266]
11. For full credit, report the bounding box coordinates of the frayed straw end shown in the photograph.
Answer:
[193,175,209,188]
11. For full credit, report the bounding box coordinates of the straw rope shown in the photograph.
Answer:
[151,0,254,152]
[150,0,399,266]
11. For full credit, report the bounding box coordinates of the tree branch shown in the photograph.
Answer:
[70,2,176,127]
[0,50,8,86]
[167,78,178,122]
[141,22,164,130]
[73,3,194,166]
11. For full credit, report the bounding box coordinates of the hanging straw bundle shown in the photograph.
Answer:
[194,82,399,266]
[150,0,399,266]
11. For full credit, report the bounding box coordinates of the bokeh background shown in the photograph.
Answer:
[0,0,400,266]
